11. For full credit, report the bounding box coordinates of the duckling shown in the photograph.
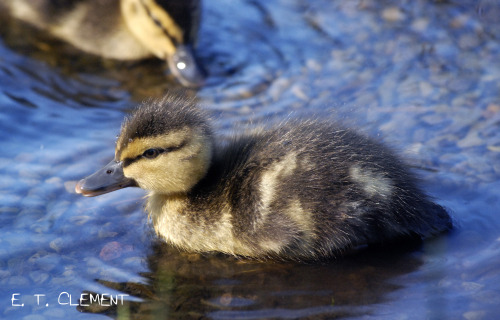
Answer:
[0,0,204,87]
[75,96,452,260]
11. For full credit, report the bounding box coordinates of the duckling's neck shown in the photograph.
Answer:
[146,192,187,229]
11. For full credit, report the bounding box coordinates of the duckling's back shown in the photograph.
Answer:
[200,119,451,259]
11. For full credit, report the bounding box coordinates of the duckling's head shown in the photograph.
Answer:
[120,0,205,87]
[76,96,213,196]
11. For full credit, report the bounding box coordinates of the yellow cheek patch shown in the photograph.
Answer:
[119,129,212,194]
[116,128,190,161]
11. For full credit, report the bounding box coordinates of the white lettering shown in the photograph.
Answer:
[79,292,89,307]
[117,294,129,304]
[11,293,23,307]
[69,293,79,306]
[56,292,129,306]
[58,292,70,305]
[90,293,100,304]
[34,294,45,306]
[100,294,110,307]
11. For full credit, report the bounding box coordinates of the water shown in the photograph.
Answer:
[1,0,500,319]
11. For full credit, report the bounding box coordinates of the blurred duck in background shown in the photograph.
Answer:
[0,0,205,87]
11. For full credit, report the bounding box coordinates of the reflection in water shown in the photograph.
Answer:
[79,242,425,319]
[1,0,500,319]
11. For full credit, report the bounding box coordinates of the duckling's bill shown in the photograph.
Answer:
[167,44,206,87]
[75,160,137,197]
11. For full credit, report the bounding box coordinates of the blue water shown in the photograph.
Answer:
[1,0,500,319]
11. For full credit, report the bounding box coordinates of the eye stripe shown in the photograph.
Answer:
[139,0,180,46]
[121,140,188,168]
[122,155,141,168]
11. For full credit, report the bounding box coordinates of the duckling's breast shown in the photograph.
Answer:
[147,192,259,257]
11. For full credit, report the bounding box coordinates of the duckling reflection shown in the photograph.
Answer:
[77,241,425,318]
[0,0,205,87]
[75,95,452,260]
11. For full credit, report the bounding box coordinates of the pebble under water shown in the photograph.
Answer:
[1,0,500,319]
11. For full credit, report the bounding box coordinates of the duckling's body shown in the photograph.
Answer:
[0,0,204,86]
[76,96,452,260]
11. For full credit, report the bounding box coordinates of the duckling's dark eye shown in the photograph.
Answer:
[143,148,161,159]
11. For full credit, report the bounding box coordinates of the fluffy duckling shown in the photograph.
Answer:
[0,0,204,87]
[75,96,452,260]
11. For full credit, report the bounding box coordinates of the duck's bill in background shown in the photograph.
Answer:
[75,160,137,197]
[168,44,206,87]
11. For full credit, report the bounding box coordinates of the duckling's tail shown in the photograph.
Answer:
[425,202,453,236]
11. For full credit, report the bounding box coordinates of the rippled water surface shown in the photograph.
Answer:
[1,0,500,319]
